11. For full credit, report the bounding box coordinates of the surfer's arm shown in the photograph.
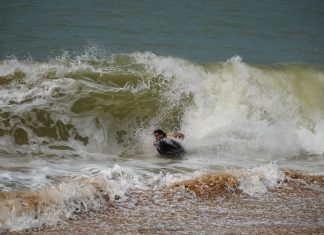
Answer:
[167,131,185,139]
[174,132,185,139]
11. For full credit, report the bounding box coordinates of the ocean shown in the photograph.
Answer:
[0,1,323,234]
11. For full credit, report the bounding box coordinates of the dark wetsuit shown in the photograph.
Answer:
[154,137,185,156]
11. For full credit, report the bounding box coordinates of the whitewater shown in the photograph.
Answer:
[0,51,323,233]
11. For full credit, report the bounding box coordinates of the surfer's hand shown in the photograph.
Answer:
[167,131,184,139]
[173,132,185,139]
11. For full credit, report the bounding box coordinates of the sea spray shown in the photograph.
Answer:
[0,164,146,232]
[0,51,323,232]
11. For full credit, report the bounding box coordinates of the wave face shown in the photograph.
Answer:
[1,52,323,158]
[0,51,323,231]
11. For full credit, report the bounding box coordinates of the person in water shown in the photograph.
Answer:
[153,129,185,156]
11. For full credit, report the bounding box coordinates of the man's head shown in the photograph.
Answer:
[154,129,167,141]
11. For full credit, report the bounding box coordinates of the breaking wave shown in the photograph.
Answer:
[0,163,323,232]
[0,50,323,231]
[0,52,323,157]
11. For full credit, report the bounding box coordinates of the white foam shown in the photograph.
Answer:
[236,162,285,196]
[132,53,324,161]
[0,51,323,231]
[0,164,147,232]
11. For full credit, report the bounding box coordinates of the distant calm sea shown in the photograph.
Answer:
[0,1,323,233]
[1,0,323,63]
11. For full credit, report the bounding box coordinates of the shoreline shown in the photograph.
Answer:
[4,171,324,235]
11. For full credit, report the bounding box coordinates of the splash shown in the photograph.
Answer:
[0,164,144,232]
[1,52,324,158]
[172,163,323,198]
[0,51,323,232]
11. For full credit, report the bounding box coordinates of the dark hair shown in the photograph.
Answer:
[153,129,167,137]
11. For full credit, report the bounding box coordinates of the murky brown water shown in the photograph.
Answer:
[6,172,323,235]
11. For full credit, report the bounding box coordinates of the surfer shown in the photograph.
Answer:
[153,129,185,156]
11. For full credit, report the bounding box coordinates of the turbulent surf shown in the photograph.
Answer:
[0,52,323,233]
